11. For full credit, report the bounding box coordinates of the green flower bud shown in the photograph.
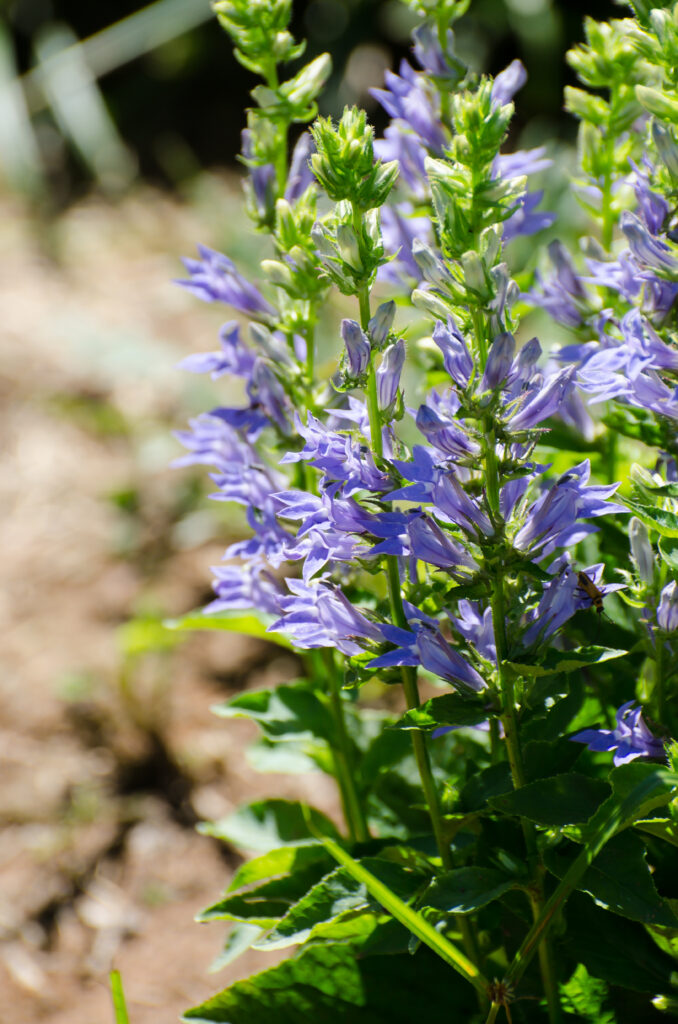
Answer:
[636,85,678,125]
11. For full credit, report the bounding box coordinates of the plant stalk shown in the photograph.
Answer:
[322,649,369,843]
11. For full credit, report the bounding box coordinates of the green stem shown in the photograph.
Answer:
[305,322,316,387]
[484,1003,502,1024]
[601,85,618,252]
[323,649,369,843]
[483,422,561,1023]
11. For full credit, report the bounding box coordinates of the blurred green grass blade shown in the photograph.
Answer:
[33,23,136,190]
[0,23,44,193]
[110,970,130,1024]
[23,0,212,115]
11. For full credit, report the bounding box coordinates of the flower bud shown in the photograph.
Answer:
[630,517,655,585]
[377,339,405,412]
[412,240,452,288]
[636,85,678,126]
[340,319,370,377]
[336,224,362,271]
[653,122,678,180]
[658,580,678,632]
[261,259,294,290]
[461,250,488,296]
[368,301,396,349]
[482,332,516,390]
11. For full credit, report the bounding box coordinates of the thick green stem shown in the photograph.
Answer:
[323,650,370,843]
[484,1003,501,1024]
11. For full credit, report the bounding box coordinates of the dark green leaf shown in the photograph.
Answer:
[506,646,627,678]
[184,943,479,1023]
[546,831,678,927]
[164,609,292,648]
[460,763,512,812]
[490,773,611,826]
[200,800,340,853]
[391,693,489,732]
[199,862,333,926]
[522,738,582,782]
[564,893,678,993]
[256,859,426,950]
[422,867,516,915]
[358,728,412,784]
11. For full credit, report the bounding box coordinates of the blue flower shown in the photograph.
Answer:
[377,339,405,412]
[341,319,371,377]
[371,61,445,153]
[178,321,256,380]
[657,580,678,632]
[572,702,665,766]
[206,562,284,616]
[269,578,382,655]
[176,245,277,319]
[370,612,486,693]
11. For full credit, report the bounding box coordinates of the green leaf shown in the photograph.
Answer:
[246,737,329,774]
[201,800,341,853]
[422,867,516,915]
[522,738,583,782]
[506,646,627,678]
[317,834,488,994]
[460,762,512,812]
[117,616,184,658]
[212,683,334,742]
[564,893,678,993]
[490,773,611,826]
[391,693,489,732]
[545,831,678,927]
[559,964,615,1024]
[164,609,292,649]
[635,817,678,848]
[184,943,480,1022]
[255,858,426,950]
[199,861,333,926]
[227,844,334,892]
[659,536,678,571]
[209,923,264,973]
[623,500,678,539]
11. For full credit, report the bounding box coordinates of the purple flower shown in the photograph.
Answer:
[482,332,516,391]
[407,515,478,577]
[377,339,405,411]
[412,23,464,82]
[378,204,432,287]
[241,128,276,222]
[370,616,486,693]
[572,702,665,766]
[285,132,315,202]
[176,245,277,319]
[371,61,445,153]
[341,319,371,377]
[507,366,575,430]
[528,241,589,328]
[503,191,555,242]
[177,321,256,379]
[206,562,284,616]
[620,211,678,277]
[657,580,678,632]
[491,59,527,106]
[452,601,496,664]
[282,412,393,495]
[269,578,381,655]
[375,126,428,199]
[432,318,473,389]
[415,402,480,460]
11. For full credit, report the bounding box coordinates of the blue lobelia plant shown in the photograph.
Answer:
[171,1,678,1021]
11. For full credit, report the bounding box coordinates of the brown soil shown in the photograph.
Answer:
[0,181,338,1023]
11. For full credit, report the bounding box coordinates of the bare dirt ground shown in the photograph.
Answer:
[0,181,338,1023]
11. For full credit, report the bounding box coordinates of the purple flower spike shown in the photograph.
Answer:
[341,319,371,377]
[657,580,678,632]
[377,340,405,412]
[572,702,666,766]
[433,318,473,389]
[620,211,678,277]
[285,132,315,202]
[371,61,445,153]
[177,245,277,319]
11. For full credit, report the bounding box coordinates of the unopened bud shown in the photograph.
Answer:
[630,517,655,585]
[369,301,396,348]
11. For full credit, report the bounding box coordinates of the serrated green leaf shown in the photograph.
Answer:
[624,501,678,538]
[490,773,611,826]
[255,858,426,950]
[635,817,678,848]
[184,943,479,1022]
[212,683,334,742]
[227,843,334,892]
[422,867,516,915]
[246,737,330,774]
[506,646,627,678]
[391,693,489,732]
[546,831,678,927]
[199,861,333,926]
[460,762,512,812]
[201,799,340,853]
[164,609,292,648]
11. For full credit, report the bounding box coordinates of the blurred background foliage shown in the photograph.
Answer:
[3,0,619,204]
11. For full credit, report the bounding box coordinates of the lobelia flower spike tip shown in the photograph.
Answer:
[171,2,678,1023]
